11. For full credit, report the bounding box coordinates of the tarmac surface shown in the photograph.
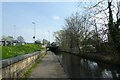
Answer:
[28,51,69,78]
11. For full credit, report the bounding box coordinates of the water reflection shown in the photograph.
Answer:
[56,52,120,79]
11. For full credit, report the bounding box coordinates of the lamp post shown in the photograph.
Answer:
[32,22,36,43]
[48,30,50,44]
[13,25,16,40]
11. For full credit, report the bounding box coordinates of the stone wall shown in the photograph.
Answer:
[0,51,45,79]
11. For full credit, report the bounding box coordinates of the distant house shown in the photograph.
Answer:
[0,40,12,46]
[11,40,19,46]
[11,40,26,46]
[18,41,26,45]
[0,40,5,46]
[0,40,20,46]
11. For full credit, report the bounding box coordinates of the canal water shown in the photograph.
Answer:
[56,52,120,79]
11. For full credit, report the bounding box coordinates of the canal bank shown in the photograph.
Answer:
[56,51,120,79]
[59,51,120,67]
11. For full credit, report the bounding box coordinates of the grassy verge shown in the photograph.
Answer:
[1,44,41,60]
[0,46,2,60]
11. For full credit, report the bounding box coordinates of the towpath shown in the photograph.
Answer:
[28,51,69,78]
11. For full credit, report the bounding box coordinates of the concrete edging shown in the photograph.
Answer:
[0,51,44,79]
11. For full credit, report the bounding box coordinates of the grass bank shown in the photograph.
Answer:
[1,44,41,60]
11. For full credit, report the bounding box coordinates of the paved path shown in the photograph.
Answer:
[28,51,69,78]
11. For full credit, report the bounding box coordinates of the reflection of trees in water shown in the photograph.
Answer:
[111,71,118,78]
[98,63,120,78]
[60,52,119,78]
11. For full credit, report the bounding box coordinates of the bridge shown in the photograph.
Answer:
[46,42,59,54]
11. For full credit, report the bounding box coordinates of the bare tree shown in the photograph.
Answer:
[78,0,120,53]
[17,36,24,43]
[54,12,93,53]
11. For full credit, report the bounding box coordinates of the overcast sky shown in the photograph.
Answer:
[2,2,79,43]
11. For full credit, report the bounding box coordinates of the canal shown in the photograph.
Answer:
[56,51,120,79]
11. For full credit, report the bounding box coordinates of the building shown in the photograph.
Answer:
[0,40,10,46]
[11,40,19,46]
[0,40,20,46]
[0,40,4,46]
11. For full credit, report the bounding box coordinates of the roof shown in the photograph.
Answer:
[11,40,19,43]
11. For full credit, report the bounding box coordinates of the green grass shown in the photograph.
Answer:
[1,44,41,60]
[0,46,2,60]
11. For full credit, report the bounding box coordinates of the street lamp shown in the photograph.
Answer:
[13,25,16,40]
[32,22,36,43]
[48,30,50,44]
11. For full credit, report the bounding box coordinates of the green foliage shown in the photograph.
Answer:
[0,46,2,60]
[1,44,41,60]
